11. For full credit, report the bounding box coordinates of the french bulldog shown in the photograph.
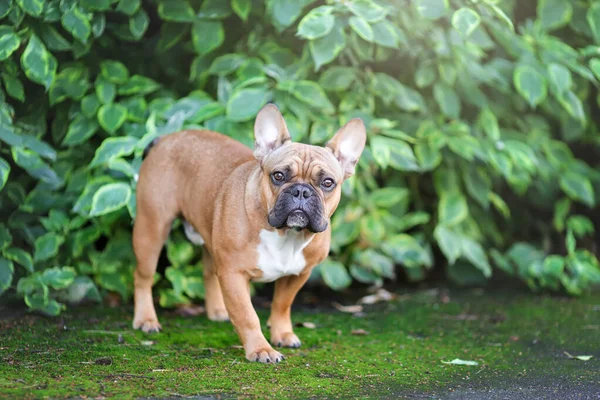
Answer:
[132,104,366,363]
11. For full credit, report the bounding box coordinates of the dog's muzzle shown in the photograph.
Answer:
[268,183,328,233]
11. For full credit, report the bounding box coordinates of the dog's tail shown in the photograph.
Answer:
[142,138,160,160]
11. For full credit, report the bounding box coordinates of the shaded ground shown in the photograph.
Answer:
[0,286,598,399]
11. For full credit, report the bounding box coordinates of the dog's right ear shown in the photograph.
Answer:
[253,104,292,162]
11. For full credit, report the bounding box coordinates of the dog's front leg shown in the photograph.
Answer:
[267,272,311,348]
[218,272,284,363]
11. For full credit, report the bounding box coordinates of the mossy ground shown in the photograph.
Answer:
[1,285,598,399]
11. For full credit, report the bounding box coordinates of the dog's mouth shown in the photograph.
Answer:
[285,210,310,231]
[267,184,328,233]
[268,208,328,233]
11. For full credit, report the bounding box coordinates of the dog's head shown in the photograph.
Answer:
[253,104,366,233]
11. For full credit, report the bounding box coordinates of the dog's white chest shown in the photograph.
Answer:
[255,229,313,282]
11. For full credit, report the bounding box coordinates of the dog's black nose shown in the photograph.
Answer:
[291,185,312,199]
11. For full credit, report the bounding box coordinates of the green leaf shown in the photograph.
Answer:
[433,82,461,119]
[279,80,334,113]
[107,158,137,177]
[463,167,491,209]
[129,9,149,39]
[559,172,595,207]
[547,63,572,95]
[297,6,334,40]
[349,16,374,42]
[415,0,448,20]
[590,59,600,81]
[557,91,585,122]
[34,232,64,262]
[61,6,91,43]
[232,0,250,21]
[318,66,355,91]
[354,249,394,278]
[382,234,432,268]
[3,247,33,273]
[81,0,110,11]
[81,93,100,118]
[116,0,141,15]
[90,136,138,167]
[439,192,468,226]
[460,237,492,277]
[98,103,128,134]
[20,34,57,89]
[0,156,9,191]
[388,138,419,171]
[38,24,71,51]
[90,182,132,217]
[514,65,548,108]
[192,20,224,55]
[586,2,600,42]
[2,72,24,101]
[208,53,246,75]
[415,64,436,88]
[198,0,232,19]
[95,77,116,104]
[478,108,500,141]
[62,115,99,146]
[538,0,572,31]
[270,0,312,29]
[320,260,352,290]
[346,0,387,22]
[0,225,11,252]
[0,1,11,19]
[543,255,565,278]
[371,19,400,48]
[226,87,268,122]
[158,0,195,22]
[452,8,481,37]
[159,288,190,307]
[350,264,382,284]
[11,147,62,186]
[41,266,75,290]
[309,23,346,70]
[0,256,13,295]
[0,26,21,60]
[434,225,461,265]
[394,82,424,112]
[118,75,160,95]
[97,272,128,299]
[368,187,409,208]
[370,136,390,169]
[15,0,42,16]
[553,198,571,232]
[157,22,189,53]
[415,141,441,171]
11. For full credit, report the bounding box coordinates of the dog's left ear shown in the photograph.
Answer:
[326,118,366,179]
[253,104,292,162]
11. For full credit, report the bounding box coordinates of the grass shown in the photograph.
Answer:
[0,286,598,399]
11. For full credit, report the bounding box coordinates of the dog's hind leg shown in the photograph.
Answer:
[203,251,230,322]
[132,200,175,333]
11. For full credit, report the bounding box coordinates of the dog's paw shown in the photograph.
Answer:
[271,332,301,348]
[246,347,285,364]
[132,318,162,333]
[207,308,230,322]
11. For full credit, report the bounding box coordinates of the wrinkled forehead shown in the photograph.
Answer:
[262,143,343,180]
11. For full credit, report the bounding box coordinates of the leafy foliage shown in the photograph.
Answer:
[1,0,600,314]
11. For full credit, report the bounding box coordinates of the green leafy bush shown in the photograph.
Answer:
[1,0,599,315]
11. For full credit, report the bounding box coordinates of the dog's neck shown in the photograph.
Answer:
[245,162,271,229]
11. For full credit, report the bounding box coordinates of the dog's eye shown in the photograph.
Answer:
[271,171,285,183]
[321,178,335,190]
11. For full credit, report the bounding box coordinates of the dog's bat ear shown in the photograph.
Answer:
[253,104,292,162]
[326,118,367,179]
